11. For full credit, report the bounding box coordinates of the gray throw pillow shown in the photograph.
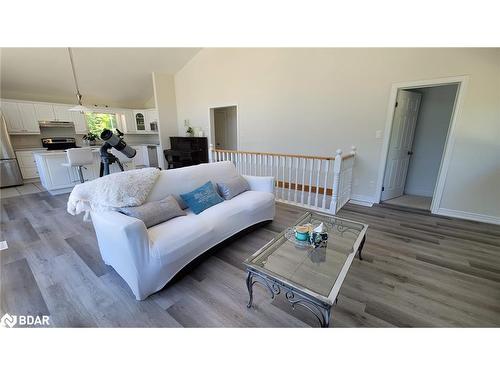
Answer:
[120,195,186,228]
[217,175,250,200]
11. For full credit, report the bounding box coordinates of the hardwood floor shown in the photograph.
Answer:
[1,190,499,327]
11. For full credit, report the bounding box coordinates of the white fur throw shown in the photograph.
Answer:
[67,167,161,221]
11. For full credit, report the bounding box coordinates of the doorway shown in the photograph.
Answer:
[380,82,460,211]
[209,105,238,150]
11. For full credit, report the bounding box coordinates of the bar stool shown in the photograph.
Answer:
[62,147,94,183]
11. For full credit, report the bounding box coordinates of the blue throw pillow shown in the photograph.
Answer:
[180,181,224,214]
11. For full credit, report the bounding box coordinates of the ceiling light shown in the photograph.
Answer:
[67,48,89,113]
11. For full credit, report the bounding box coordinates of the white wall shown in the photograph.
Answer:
[404,85,458,197]
[173,48,500,222]
[152,72,178,169]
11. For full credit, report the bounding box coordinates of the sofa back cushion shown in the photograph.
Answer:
[146,161,239,209]
[120,195,186,228]
[217,175,250,200]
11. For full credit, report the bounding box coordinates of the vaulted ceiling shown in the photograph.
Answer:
[0,48,200,108]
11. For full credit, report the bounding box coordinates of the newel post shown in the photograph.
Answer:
[329,149,343,213]
[209,143,214,163]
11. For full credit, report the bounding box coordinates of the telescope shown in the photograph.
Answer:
[99,129,136,176]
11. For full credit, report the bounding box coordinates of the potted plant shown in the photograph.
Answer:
[83,132,98,146]
[184,120,194,137]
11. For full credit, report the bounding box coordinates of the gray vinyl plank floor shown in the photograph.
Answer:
[1,191,499,327]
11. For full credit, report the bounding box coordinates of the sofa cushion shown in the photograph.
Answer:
[196,190,275,238]
[217,175,250,200]
[119,195,186,228]
[147,213,216,263]
[148,190,274,263]
[180,181,224,214]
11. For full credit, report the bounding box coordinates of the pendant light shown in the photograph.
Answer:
[67,47,89,113]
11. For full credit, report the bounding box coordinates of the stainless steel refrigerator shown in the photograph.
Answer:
[0,113,23,187]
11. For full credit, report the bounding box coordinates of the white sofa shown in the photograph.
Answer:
[91,161,275,300]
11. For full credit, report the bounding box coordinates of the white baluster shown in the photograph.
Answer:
[209,144,214,163]
[264,154,268,177]
[301,157,306,204]
[270,155,274,187]
[282,156,286,201]
[322,158,330,209]
[293,158,299,203]
[307,159,314,206]
[275,156,279,197]
[314,159,322,207]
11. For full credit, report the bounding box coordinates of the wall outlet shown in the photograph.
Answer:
[375,130,383,139]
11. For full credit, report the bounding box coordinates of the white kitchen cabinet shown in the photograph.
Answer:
[17,103,39,133]
[133,110,146,132]
[16,150,41,179]
[144,109,159,132]
[1,101,24,133]
[130,109,158,133]
[118,110,136,134]
[132,146,148,166]
[1,101,40,134]
[71,111,88,134]
[52,104,73,122]
[37,153,73,189]
[34,103,55,122]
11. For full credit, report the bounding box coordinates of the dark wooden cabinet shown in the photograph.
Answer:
[164,137,208,169]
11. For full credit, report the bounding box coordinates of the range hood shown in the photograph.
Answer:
[39,121,75,128]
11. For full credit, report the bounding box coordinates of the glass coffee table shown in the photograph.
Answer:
[244,211,368,327]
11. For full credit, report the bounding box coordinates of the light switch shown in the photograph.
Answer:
[375,130,383,139]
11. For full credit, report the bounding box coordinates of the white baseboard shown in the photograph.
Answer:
[435,208,500,225]
[349,194,375,207]
[404,188,433,197]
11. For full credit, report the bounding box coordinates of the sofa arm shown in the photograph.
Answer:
[243,175,275,194]
[90,210,151,297]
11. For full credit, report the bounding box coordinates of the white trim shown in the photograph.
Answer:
[375,75,469,215]
[435,208,500,225]
[207,103,240,151]
[349,194,375,207]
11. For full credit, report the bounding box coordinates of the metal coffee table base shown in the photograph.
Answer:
[246,234,366,327]
[246,270,333,328]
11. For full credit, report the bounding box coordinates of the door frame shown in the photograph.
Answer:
[375,75,469,214]
[207,104,239,151]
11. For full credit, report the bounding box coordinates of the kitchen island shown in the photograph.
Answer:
[34,148,136,195]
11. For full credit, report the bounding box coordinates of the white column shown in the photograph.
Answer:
[329,149,343,213]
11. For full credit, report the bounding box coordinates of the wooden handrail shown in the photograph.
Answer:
[342,153,355,161]
[213,148,335,161]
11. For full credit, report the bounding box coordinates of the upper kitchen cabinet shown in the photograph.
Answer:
[1,100,40,134]
[34,103,55,122]
[145,109,159,132]
[35,103,73,122]
[118,110,136,134]
[52,104,73,122]
[17,102,39,133]
[133,110,146,132]
[71,111,88,134]
[129,109,158,133]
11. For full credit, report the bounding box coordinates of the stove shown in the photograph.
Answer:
[41,137,78,150]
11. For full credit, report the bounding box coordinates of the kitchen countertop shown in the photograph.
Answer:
[15,147,48,152]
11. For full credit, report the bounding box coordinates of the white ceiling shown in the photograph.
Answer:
[0,48,200,108]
